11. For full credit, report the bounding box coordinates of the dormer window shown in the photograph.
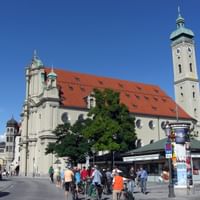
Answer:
[118,83,124,88]
[68,85,74,91]
[74,77,80,82]
[80,86,86,92]
[87,95,96,109]
[98,80,103,85]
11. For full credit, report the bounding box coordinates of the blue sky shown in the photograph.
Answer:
[1,0,200,135]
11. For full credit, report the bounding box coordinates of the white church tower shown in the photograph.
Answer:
[170,8,200,135]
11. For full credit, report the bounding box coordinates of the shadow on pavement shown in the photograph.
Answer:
[79,198,110,200]
[0,179,11,182]
[0,192,10,197]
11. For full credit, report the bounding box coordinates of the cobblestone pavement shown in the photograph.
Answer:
[1,176,200,200]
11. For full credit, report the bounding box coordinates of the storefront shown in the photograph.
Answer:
[122,138,200,183]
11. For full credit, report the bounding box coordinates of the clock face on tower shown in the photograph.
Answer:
[188,47,192,54]
[176,48,181,55]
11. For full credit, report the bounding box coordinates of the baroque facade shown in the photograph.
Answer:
[19,53,194,176]
[19,11,200,176]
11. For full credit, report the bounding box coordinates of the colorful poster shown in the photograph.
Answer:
[176,162,187,186]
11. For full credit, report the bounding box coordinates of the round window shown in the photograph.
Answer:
[149,120,155,129]
[161,121,166,130]
[136,119,143,129]
[61,112,69,123]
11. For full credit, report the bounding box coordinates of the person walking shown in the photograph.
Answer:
[64,165,74,200]
[105,168,113,194]
[129,166,136,181]
[55,166,61,187]
[128,166,136,194]
[90,165,102,199]
[48,166,54,183]
[112,171,124,200]
[139,167,148,194]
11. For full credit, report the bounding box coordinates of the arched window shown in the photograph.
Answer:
[87,95,96,109]
[78,114,84,122]
[193,92,195,98]
[178,64,182,73]
[150,139,154,144]
[136,139,142,148]
[189,63,193,72]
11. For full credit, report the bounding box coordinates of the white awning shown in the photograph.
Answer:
[191,154,200,158]
[123,153,160,162]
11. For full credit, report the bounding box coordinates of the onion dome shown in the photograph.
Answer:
[47,67,57,80]
[170,7,194,40]
[6,117,18,128]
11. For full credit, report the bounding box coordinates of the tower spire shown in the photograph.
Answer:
[51,64,54,73]
[176,6,185,28]
[33,50,37,60]
[178,6,181,17]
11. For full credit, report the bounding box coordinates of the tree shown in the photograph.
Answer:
[83,88,137,152]
[45,120,91,165]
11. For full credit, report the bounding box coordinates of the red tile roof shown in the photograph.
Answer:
[45,68,192,120]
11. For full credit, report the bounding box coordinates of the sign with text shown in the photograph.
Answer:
[165,143,172,158]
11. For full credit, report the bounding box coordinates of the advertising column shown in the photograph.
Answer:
[170,123,192,188]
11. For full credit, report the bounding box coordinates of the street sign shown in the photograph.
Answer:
[165,143,172,158]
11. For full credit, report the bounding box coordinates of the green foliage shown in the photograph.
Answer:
[45,142,56,154]
[45,121,91,164]
[46,88,137,163]
[83,88,137,152]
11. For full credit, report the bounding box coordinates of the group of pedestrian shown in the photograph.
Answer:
[48,164,148,200]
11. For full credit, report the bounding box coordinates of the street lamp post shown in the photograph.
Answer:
[112,151,115,169]
[164,122,176,198]
[32,157,35,177]
[91,147,96,166]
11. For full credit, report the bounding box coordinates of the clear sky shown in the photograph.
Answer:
[0,0,200,136]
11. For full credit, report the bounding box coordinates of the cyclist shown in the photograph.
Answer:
[90,165,102,200]
[80,166,88,195]
[74,167,81,198]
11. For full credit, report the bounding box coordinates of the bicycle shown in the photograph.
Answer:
[70,182,78,200]
[89,183,103,200]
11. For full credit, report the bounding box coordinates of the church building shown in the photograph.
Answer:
[19,10,199,176]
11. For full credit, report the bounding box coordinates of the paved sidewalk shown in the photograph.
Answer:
[132,182,200,200]
[0,177,13,191]
[1,177,200,200]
